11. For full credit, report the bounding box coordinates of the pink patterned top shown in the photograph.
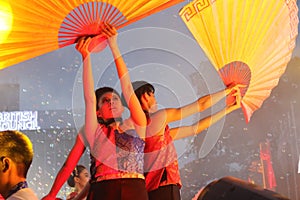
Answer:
[90,124,145,182]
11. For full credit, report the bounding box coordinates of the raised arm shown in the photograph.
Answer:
[169,88,242,140]
[76,37,99,145]
[102,24,146,138]
[42,134,86,200]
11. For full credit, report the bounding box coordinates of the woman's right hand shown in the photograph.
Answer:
[75,36,92,58]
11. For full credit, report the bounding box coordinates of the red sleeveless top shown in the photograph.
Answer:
[144,125,181,191]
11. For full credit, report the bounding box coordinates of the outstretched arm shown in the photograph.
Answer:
[151,84,243,125]
[76,37,98,146]
[146,85,243,137]
[42,134,86,200]
[164,85,243,123]
[169,88,242,140]
[102,24,146,138]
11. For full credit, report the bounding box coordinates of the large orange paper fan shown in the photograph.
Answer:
[179,0,298,123]
[0,0,183,69]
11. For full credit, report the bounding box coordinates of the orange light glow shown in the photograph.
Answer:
[0,1,13,43]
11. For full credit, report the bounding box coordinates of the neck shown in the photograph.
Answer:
[5,180,27,198]
[98,117,123,126]
[74,187,81,193]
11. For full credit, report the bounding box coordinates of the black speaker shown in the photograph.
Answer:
[197,176,289,200]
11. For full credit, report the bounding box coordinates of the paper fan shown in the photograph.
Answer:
[0,0,183,69]
[179,0,299,123]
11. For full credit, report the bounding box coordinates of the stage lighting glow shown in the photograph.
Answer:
[0,1,13,43]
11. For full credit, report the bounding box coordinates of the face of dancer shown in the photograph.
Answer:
[74,168,89,189]
[97,92,124,119]
[146,91,158,113]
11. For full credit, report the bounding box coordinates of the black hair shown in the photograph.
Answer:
[95,87,121,110]
[121,81,155,107]
[67,165,87,187]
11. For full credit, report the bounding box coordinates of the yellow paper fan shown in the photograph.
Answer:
[179,0,299,123]
[0,0,183,69]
